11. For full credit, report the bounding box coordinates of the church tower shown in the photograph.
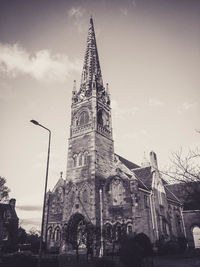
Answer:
[66,17,114,183]
[64,17,114,235]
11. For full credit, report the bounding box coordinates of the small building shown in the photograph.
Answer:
[0,199,19,250]
[166,182,200,248]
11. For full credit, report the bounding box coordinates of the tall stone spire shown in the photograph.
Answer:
[80,17,103,93]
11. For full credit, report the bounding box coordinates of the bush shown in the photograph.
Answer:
[2,251,37,267]
[158,240,180,255]
[120,237,143,267]
[177,236,187,253]
[133,233,153,258]
[95,258,115,267]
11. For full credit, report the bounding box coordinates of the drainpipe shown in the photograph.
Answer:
[99,188,104,257]
[180,206,187,238]
[151,192,159,240]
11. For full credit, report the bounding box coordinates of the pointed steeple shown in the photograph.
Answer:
[80,17,103,93]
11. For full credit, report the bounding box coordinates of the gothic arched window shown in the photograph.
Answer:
[115,223,122,241]
[82,188,88,203]
[105,224,112,241]
[79,111,89,125]
[97,110,103,125]
[127,224,133,235]
[54,227,61,242]
[83,151,88,165]
[78,153,83,166]
[47,227,52,243]
[73,154,77,167]
[111,179,125,206]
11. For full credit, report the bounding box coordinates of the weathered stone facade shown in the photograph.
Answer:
[44,18,185,254]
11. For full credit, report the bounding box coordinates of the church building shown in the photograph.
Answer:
[44,18,185,255]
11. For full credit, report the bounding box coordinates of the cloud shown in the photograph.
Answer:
[112,100,139,118]
[120,8,128,16]
[148,98,164,107]
[17,205,42,211]
[0,82,15,99]
[0,43,81,82]
[68,7,87,33]
[68,7,84,18]
[178,102,197,114]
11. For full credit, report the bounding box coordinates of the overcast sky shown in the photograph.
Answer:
[0,0,199,231]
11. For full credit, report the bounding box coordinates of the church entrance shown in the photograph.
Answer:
[65,213,87,250]
[192,226,200,248]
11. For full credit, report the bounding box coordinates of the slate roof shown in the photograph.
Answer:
[166,182,200,210]
[164,186,181,204]
[116,154,152,191]
[116,154,140,170]
[132,167,153,191]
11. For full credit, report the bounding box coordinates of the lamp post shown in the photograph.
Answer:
[30,120,51,267]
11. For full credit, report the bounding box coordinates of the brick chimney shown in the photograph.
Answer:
[150,151,158,169]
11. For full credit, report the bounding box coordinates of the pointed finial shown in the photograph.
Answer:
[73,80,76,92]
[106,83,109,92]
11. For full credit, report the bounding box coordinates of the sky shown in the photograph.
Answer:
[0,0,200,231]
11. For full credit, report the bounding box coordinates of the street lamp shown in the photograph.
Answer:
[30,119,51,267]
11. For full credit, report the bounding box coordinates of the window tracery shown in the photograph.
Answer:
[111,178,125,206]
[54,227,61,242]
[73,151,89,167]
[47,227,52,243]
[78,153,83,166]
[79,111,89,125]
[104,223,112,241]
[73,154,77,167]
[83,151,88,165]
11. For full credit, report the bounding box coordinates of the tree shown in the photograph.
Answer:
[0,176,10,202]
[164,147,200,209]
[166,147,200,183]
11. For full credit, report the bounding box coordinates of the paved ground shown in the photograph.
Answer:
[58,253,200,267]
[153,254,200,267]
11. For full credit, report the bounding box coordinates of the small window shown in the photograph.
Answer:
[97,110,103,125]
[79,111,89,125]
[55,228,61,242]
[73,154,77,167]
[127,224,133,234]
[84,151,88,165]
[82,189,88,203]
[115,224,121,241]
[47,227,52,243]
[105,224,112,241]
[79,153,83,166]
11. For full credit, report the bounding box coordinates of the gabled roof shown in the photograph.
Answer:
[164,186,181,204]
[116,154,140,170]
[116,154,152,191]
[133,166,152,190]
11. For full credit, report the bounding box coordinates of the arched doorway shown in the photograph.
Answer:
[65,213,88,250]
[192,226,200,248]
